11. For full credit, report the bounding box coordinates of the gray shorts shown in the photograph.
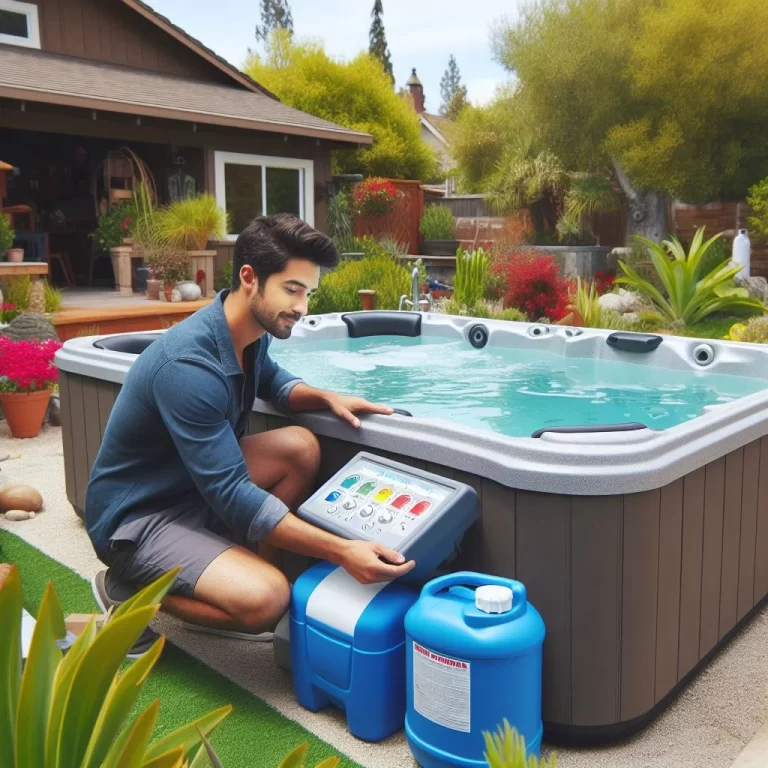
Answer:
[103,499,250,598]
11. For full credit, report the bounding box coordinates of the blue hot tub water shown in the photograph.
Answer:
[269,335,768,438]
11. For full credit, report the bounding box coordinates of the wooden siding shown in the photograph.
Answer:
[31,0,233,83]
[59,380,768,734]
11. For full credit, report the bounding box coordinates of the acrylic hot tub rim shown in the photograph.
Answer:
[53,312,768,496]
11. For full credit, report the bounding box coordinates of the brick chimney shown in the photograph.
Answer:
[407,68,425,114]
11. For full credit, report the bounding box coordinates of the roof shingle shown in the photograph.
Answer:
[0,46,372,145]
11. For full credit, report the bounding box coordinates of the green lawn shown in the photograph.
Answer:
[0,530,360,768]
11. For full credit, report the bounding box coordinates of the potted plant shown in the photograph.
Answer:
[145,266,161,300]
[0,212,16,261]
[157,194,227,298]
[0,337,62,438]
[145,245,191,302]
[419,205,459,257]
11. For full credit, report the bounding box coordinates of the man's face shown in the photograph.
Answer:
[244,258,320,339]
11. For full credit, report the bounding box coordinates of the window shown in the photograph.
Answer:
[214,152,314,240]
[0,0,40,49]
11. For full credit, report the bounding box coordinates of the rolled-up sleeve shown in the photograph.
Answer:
[257,337,303,412]
[152,358,289,542]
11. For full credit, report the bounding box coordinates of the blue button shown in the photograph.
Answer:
[325,491,342,502]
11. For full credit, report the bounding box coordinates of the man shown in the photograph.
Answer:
[87,213,415,656]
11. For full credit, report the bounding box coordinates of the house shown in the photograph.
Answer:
[0,0,371,287]
[405,68,454,174]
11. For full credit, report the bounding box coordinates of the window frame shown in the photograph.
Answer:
[0,0,41,49]
[214,151,314,241]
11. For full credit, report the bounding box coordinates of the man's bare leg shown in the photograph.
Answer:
[160,426,320,633]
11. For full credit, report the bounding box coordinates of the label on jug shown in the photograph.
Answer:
[413,642,471,732]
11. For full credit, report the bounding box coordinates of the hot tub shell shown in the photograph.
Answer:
[55,312,768,744]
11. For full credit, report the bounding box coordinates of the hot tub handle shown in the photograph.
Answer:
[531,422,648,438]
[606,332,663,353]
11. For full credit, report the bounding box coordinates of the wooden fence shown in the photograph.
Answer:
[354,180,424,253]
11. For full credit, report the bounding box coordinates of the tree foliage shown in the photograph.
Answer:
[245,31,440,181]
[491,0,768,203]
[369,0,394,85]
[440,55,468,119]
[254,0,293,43]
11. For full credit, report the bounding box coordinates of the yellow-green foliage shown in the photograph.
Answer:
[726,316,768,343]
[572,278,601,327]
[439,299,526,323]
[4,276,30,310]
[454,248,491,308]
[44,281,63,313]
[309,256,410,314]
[246,30,440,181]
[484,720,556,768]
[493,0,768,202]
[157,195,228,251]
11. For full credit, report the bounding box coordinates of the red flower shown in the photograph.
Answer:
[0,338,63,393]
[121,223,128,231]
[124,217,132,224]
[353,177,403,217]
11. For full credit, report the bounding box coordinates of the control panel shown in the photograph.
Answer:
[297,452,479,580]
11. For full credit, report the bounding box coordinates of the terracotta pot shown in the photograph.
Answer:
[358,289,376,311]
[0,390,52,438]
[146,278,160,300]
[163,280,175,302]
[7,248,24,263]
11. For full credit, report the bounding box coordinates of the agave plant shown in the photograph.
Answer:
[483,720,557,768]
[454,247,491,307]
[1,565,231,768]
[615,228,766,327]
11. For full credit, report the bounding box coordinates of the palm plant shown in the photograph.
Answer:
[616,227,766,327]
[557,173,620,244]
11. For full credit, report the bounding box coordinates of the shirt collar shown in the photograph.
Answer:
[210,289,244,377]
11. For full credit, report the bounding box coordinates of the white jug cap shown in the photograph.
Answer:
[475,585,513,614]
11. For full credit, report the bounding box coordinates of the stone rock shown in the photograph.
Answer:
[178,281,202,301]
[599,289,644,314]
[0,452,9,462]
[47,394,61,427]
[5,509,34,521]
[0,484,43,513]
[3,313,58,342]
[734,274,768,304]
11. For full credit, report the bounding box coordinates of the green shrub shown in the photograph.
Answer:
[420,205,456,240]
[309,256,410,314]
[484,719,557,768]
[454,247,490,307]
[44,281,63,313]
[731,315,768,343]
[747,176,768,237]
[616,227,764,327]
[326,192,353,250]
[572,278,601,327]
[157,194,228,251]
[4,276,30,310]
[494,307,528,322]
[215,260,234,292]
[376,235,408,258]
[0,212,15,253]
[91,202,134,251]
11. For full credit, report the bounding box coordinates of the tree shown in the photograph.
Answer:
[255,0,293,43]
[245,30,440,181]
[440,55,468,119]
[369,0,394,85]
[492,0,768,241]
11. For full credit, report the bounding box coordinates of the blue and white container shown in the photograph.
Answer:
[290,561,419,742]
[405,572,545,767]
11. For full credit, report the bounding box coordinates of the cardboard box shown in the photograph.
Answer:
[65,613,107,636]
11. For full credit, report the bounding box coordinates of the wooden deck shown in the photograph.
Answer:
[53,289,212,341]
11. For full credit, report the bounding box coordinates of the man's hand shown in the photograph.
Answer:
[338,540,416,584]
[324,393,394,429]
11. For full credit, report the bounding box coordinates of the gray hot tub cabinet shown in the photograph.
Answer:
[55,316,768,745]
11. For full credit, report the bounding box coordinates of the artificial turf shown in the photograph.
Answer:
[0,529,362,768]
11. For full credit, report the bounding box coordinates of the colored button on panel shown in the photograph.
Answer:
[357,481,377,496]
[325,491,342,503]
[374,488,394,503]
[391,494,411,510]
[409,501,432,516]
[341,475,360,489]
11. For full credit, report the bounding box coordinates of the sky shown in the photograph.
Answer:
[146,0,517,111]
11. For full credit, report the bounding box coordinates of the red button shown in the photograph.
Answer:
[410,501,431,516]
[391,494,411,510]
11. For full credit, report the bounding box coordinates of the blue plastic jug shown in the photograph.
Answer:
[404,572,545,767]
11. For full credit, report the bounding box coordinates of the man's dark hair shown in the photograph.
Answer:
[231,214,339,291]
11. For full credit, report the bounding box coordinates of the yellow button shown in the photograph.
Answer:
[374,488,393,503]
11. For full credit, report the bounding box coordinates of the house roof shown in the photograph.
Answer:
[121,0,274,99]
[420,113,454,146]
[0,47,372,145]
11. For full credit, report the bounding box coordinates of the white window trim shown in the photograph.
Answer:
[0,0,41,49]
[214,151,314,241]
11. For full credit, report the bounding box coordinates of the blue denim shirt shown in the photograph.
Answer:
[85,289,302,558]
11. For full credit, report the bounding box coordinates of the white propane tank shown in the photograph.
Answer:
[733,229,751,278]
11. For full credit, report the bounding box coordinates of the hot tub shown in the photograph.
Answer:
[54,311,768,745]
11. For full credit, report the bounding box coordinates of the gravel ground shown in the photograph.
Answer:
[1,421,766,768]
